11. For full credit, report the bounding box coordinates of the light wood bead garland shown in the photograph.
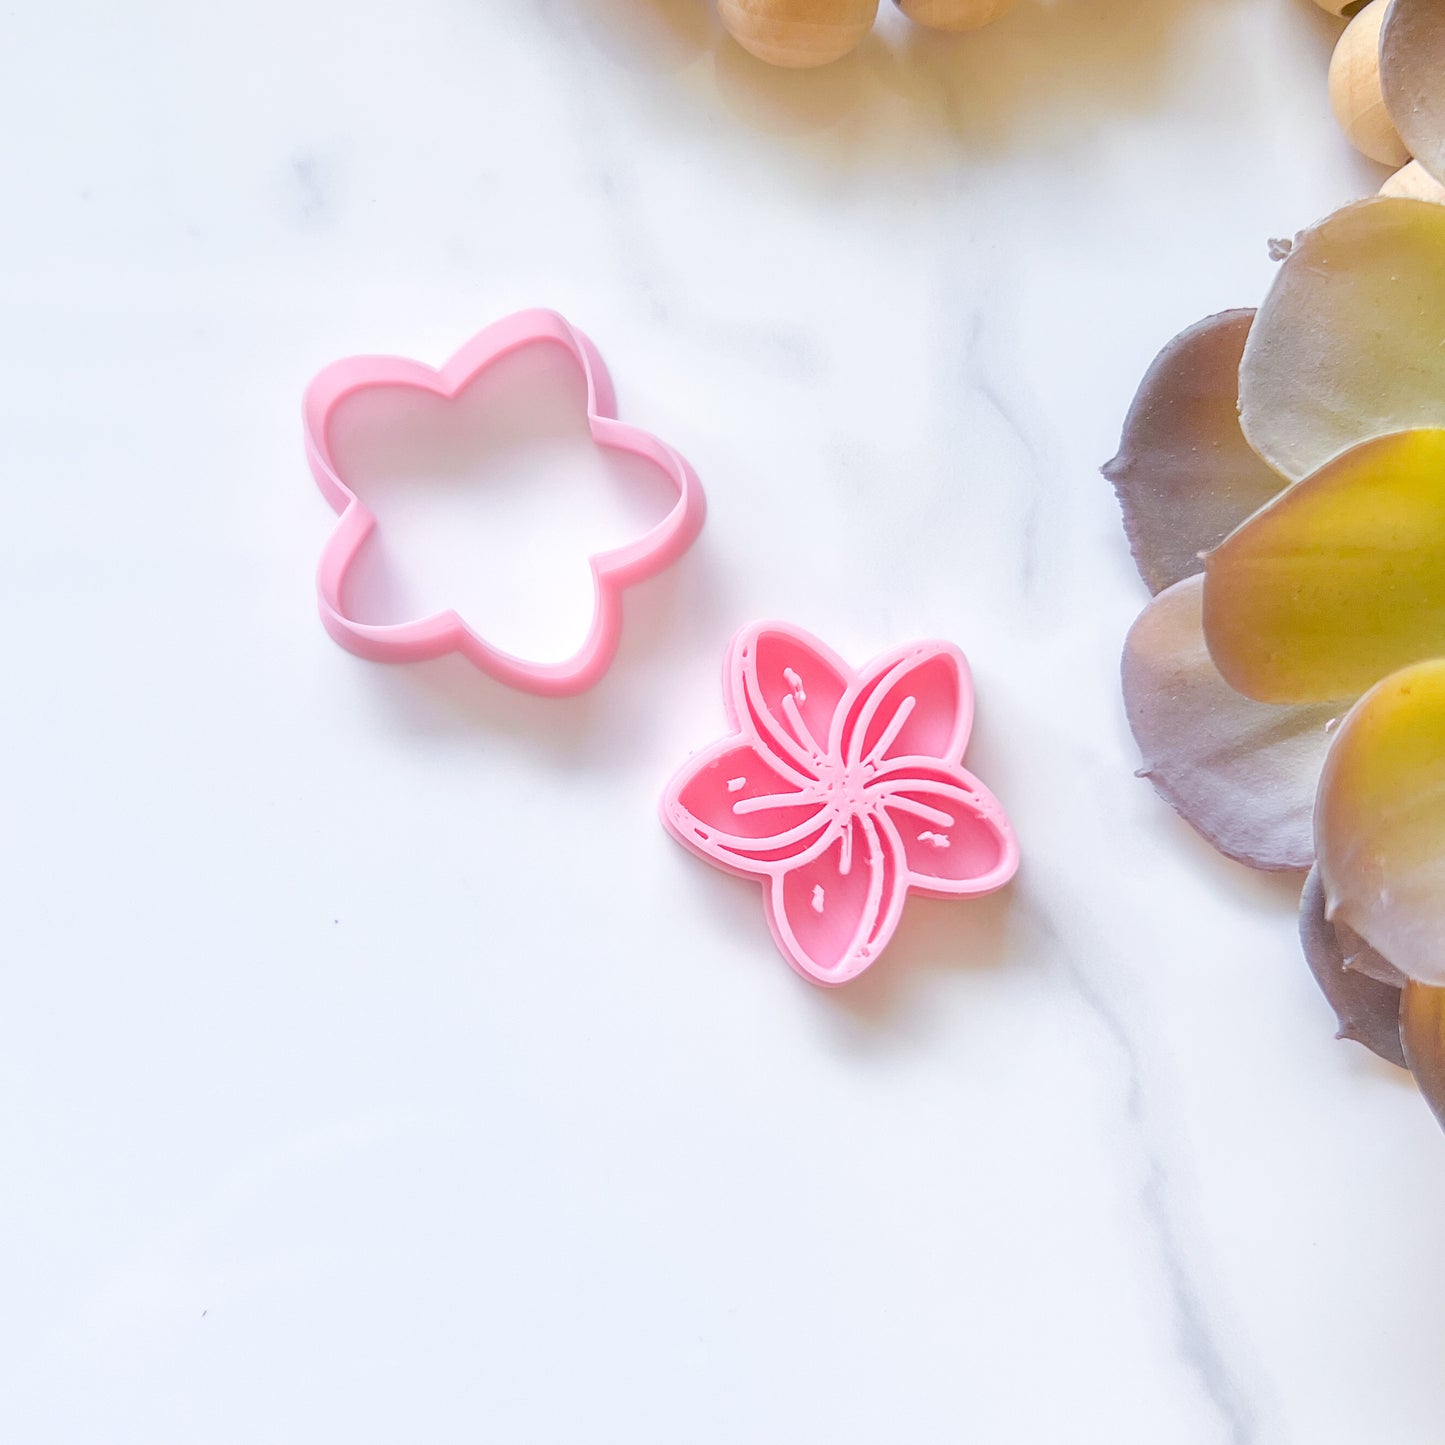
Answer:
[896,0,1017,32]
[1328,0,1411,166]
[714,0,1442,199]
[717,0,1013,69]
[717,0,879,67]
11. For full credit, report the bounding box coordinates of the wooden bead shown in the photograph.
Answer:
[1308,0,1371,16]
[897,0,1016,31]
[717,0,878,68]
[1380,160,1445,205]
[1328,0,1412,167]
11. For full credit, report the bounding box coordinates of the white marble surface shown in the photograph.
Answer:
[4,2,1443,1441]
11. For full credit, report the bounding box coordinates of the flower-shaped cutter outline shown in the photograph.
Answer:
[303,308,706,697]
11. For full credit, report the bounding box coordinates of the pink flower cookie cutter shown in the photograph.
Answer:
[303,309,705,697]
[661,622,1019,986]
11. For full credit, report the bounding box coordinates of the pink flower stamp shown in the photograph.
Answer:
[661,622,1019,986]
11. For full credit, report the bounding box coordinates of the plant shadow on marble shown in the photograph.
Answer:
[571,0,1283,154]
[666,839,1018,1019]
[1151,801,1313,916]
[825,885,1016,1021]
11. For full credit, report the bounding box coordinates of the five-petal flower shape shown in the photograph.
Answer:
[661,623,1019,986]
[304,309,705,697]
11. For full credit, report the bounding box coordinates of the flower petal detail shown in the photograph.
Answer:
[870,765,1018,894]
[1299,866,1406,1068]
[661,737,825,869]
[836,644,973,767]
[1123,575,1339,869]
[1102,310,1288,594]
[1401,980,1445,1136]
[728,623,852,775]
[1202,429,1445,705]
[1316,659,1445,986]
[1381,0,1445,188]
[1238,198,1445,483]
[663,622,1019,986]
[764,814,906,986]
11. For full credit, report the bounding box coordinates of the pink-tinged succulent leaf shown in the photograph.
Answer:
[728,622,852,774]
[837,643,974,767]
[1239,198,1445,483]
[765,814,908,987]
[1401,980,1445,1135]
[1381,0,1445,187]
[1333,916,1408,989]
[1102,310,1288,594]
[869,762,1019,894]
[1299,866,1406,1068]
[1121,575,1339,870]
[661,737,826,868]
[1316,659,1445,986]
[1202,429,1445,705]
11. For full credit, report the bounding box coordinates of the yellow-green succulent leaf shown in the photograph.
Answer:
[1203,429,1445,705]
[1317,659,1445,986]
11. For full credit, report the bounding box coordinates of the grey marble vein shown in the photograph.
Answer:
[1029,897,1265,1445]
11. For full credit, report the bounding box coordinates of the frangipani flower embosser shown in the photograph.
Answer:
[662,623,1019,986]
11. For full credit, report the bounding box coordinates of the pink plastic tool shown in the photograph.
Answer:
[303,309,705,697]
[661,622,1019,986]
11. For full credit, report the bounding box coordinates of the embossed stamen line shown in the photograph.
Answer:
[866,694,917,763]
[732,791,812,816]
[781,691,823,758]
[887,796,955,829]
